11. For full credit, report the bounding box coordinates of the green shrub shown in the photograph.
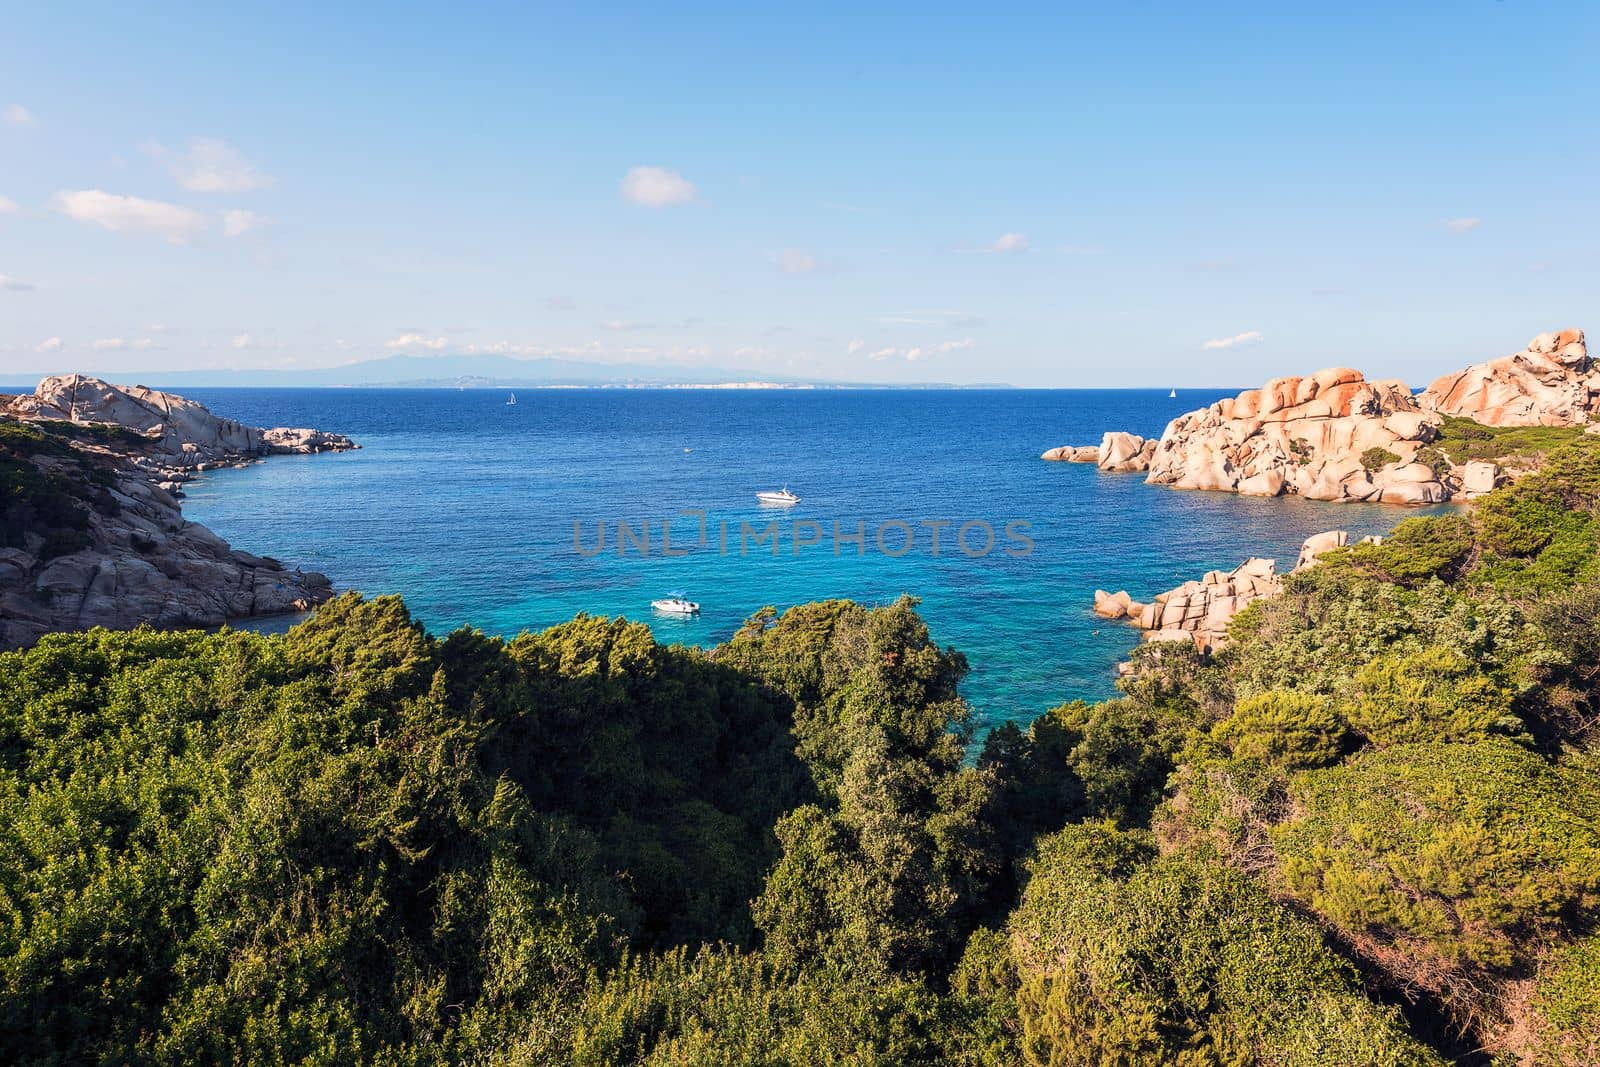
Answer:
[1346,645,1520,744]
[1212,689,1347,768]
[1272,740,1600,1021]
[1362,446,1402,471]
[1345,514,1475,585]
[1006,825,1443,1066]
[1525,935,1600,1067]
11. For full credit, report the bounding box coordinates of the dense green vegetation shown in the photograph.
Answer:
[1417,415,1588,470]
[2,437,1598,1064]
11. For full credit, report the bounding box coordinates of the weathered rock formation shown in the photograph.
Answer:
[0,379,356,650]
[1419,329,1597,427]
[1042,330,1592,504]
[1098,530,1365,662]
[1098,556,1281,656]
[1041,444,1100,463]
[3,375,357,479]
[1097,432,1155,473]
[1041,432,1155,471]
[1143,368,1448,504]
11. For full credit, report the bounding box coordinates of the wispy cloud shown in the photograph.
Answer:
[846,338,865,354]
[774,248,824,274]
[0,274,35,292]
[35,336,62,353]
[4,104,35,126]
[52,189,208,244]
[92,337,154,351]
[222,208,268,237]
[1201,330,1263,350]
[870,310,985,329]
[1445,217,1481,234]
[620,165,697,206]
[385,332,449,350]
[868,338,974,362]
[0,196,17,214]
[144,137,273,193]
[989,232,1029,253]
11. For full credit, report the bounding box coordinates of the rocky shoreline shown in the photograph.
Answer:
[0,376,357,650]
[1043,329,1595,504]
[1092,527,1377,671]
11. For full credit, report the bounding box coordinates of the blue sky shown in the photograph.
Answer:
[1,2,1596,386]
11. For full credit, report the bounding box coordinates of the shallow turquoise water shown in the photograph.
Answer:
[174,388,1445,732]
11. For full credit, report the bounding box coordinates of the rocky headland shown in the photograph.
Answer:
[1043,329,1592,504]
[0,376,357,649]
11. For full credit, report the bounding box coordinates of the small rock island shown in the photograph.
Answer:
[0,375,357,649]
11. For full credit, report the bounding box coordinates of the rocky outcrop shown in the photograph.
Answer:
[1041,444,1100,463]
[1419,329,1597,427]
[1460,461,1501,497]
[1100,530,1360,663]
[3,375,357,479]
[1097,432,1155,473]
[1294,530,1349,571]
[1144,368,1448,504]
[1113,557,1282,656]
[1041,432,1155,471]
[0,473,333,650]
[0,378,355,650]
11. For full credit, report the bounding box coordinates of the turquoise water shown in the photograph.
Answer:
[173,388,1443,733]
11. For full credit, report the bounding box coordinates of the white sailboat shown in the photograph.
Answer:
[1168,388,1177,398]
[506,392,518,406]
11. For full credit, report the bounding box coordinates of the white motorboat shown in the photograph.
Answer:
[756,487,800,505]
[651,591,700,615]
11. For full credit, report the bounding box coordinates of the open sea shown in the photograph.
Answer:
[146,387,1444,734]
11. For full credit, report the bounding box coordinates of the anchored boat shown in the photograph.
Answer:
[651,590,700,615]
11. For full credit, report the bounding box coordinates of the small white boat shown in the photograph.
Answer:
[506,392,518,406]
[651,591,700,615]
[756,487,800,505]
[1168,389,1177,398]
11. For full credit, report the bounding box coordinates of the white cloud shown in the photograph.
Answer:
[35,336,62,353]
[620,165,697,206]
[1201,330,1264,350]
[775,248,820,274]
[0,274,34,292]
[864,338,973,362]
[145,137,272,193]
[92,337,154,351]
[385,332,449,350]
[52,189,208,243]
[0,196,17,214]
[989,232,1029,253]
[1445,217,1481,234]
[231,333,256,349]
[4,104,35,126]
[222,208,268,237]
[846,338,865,354]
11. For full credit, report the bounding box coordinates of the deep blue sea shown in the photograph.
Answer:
[143,387,1443,733]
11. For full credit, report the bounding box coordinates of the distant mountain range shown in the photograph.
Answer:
[7,354,1012,390]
